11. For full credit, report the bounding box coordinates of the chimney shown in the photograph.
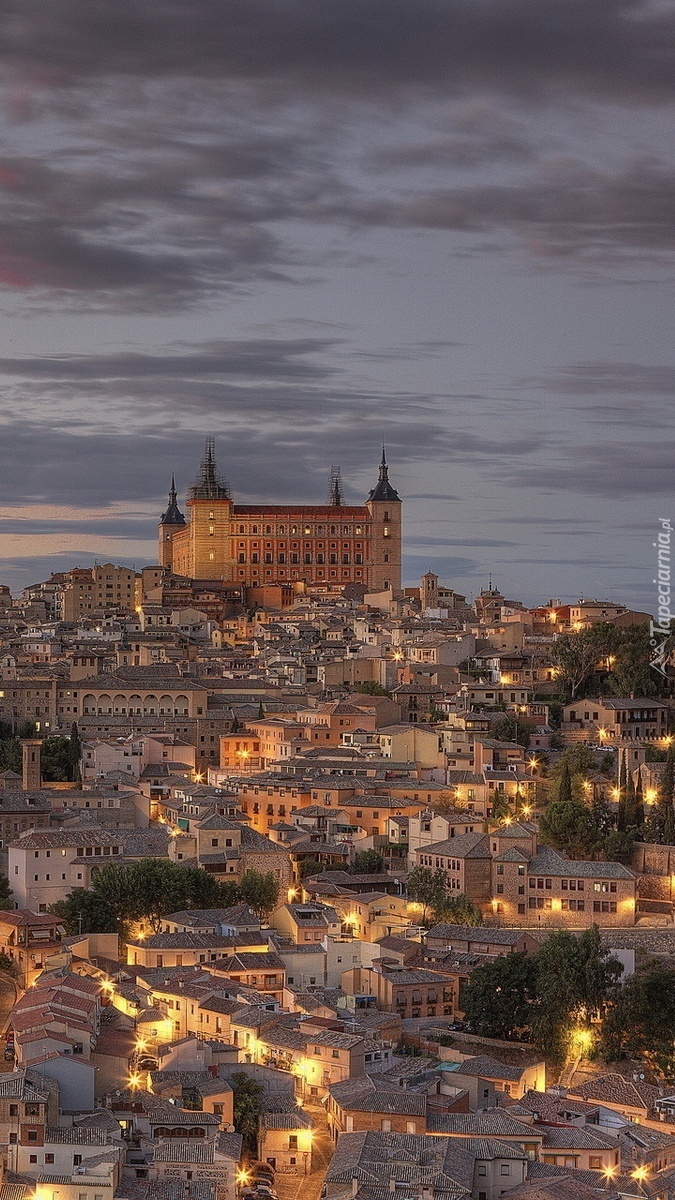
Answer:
[351,1181,358,1198]
[21,739,42,791]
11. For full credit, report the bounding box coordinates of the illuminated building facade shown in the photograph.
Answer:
[159,440,402,593]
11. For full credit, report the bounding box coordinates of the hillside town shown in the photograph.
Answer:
[0,453,671,1200]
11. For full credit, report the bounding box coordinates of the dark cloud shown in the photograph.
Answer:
[5,1,675,102]
[507,440,675,497]
[529,361,675,395]
[334,158,675,258]
[409,535,521,548]
[403,554,482,581]
[0,338,341,381]
[407,493,463,501]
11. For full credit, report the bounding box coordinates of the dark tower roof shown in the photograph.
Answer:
[368,446,400,503]
[160,475,186,526]
[188,437,232,501]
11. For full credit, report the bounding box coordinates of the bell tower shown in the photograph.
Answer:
[365,447,402,594]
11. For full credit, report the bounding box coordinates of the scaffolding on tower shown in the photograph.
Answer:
[329,465,343,506]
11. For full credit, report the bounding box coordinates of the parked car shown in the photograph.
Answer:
[249,1163,275,1182]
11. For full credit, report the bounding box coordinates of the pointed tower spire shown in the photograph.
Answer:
[368,445,400,502]
[160,475,186,526]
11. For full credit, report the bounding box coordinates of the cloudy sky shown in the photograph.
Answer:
[0,0,673,609]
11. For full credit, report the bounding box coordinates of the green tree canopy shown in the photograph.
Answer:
[239,870,280,921]
[406,865,449,925]
[50,889,118,935]
[601,968,675,1077]
[431,893,483,927]
[0,874,13,911]
[91,857,225,933]
[462,926,622,1062]
[231,1071,266,1153]
[492,714,537,748]
[538,797,597,859]
[354,681,390,697]
[532,927,622,1061]
[462,952,537,1039]
[550,623,619,699]
[351,849,384,874]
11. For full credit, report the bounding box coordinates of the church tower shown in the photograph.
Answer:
[158,475,186,570]
[184,438,233,580]
[365,448,402,594]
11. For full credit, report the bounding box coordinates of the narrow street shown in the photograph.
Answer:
[272,1103,333,1200]
[0,972,18,1074]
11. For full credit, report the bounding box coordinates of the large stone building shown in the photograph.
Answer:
[159,440,402,593]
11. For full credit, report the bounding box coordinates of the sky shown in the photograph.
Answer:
[0,0,674,611]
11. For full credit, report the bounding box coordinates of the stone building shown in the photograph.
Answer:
[159,440,402,594]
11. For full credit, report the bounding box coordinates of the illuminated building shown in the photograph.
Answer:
[159,440,402,594]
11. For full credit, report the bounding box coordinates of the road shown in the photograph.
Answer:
[0,973,19,1073]
[273,1103,333,1200]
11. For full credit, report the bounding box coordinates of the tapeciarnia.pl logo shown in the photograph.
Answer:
[650,517,673,678]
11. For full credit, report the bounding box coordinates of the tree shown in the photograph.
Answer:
[602,968,675,1077]
[624,770,637,829]
[50,889,118,935]
[257,702,265,719]
[492,714,537,748]
[616,753,627,832]
[0,874,13,911]
[557,760,573,806]
[351,850,384,874]
[354,681,390,697]
[462,952,537,1039]
[406,866,449,925]
[0,735,21,775]
[41,737,76,782]
[658,744,675,841]
[532,928,622,1061]
[231,1072,266,1154]
[218,880,244,906]
[68,722,82,782]
[90,863,139,932]
[550,624,618,699]
[90,858,224,933]
[490,788,512,822]
[538,798,596,859]
[633,775,645,830]
[606,624,659,698]
[239,870,280,921]
[432,893,482,927]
